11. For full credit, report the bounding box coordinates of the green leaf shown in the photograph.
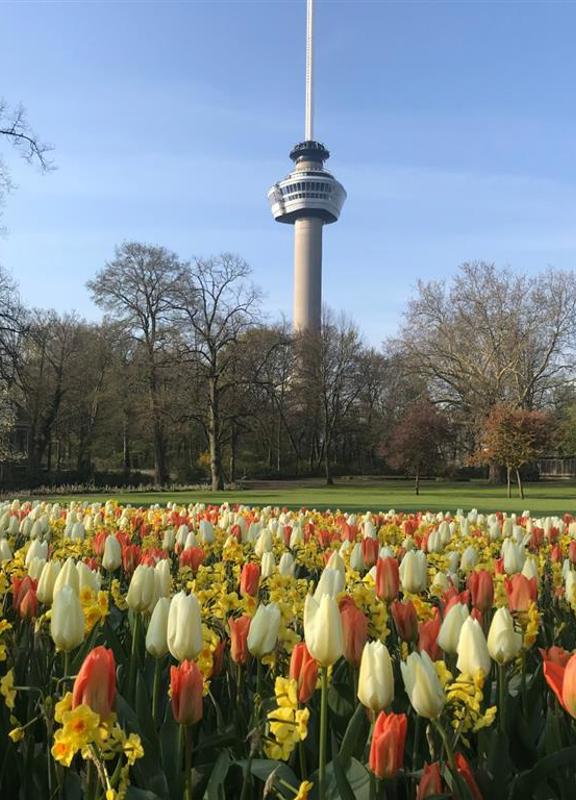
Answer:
[509,746,576,800]
[339,702,370,764]
[203,750,231,800]
[331,754,358,800]
[125,789,163,800]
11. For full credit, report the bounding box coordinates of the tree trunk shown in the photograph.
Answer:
[415,468,420,495]
[506,466,512,498]
[123,419,131,477]
[488,461,505,484]
[147,364,168,485]
[516,468,524,499]
[208,376,224,491]
[230,423,238,485]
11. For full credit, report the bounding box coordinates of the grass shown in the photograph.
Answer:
[14,478,576,515]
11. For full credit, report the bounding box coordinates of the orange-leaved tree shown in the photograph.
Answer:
[475,404,554,498]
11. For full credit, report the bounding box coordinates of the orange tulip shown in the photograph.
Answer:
[179,546,205,573]
[539,646,573,667]
[339,597,368,667]
[376,557,400,602]
[417,762,443,800]
[391,599,418,642]
[72,646,116,719]
[361,538,379,568]
[455,753,483,800]
[239,563,260,597]
[418,608,441,661]
[228,615,251,664]
[504,574,537,612]
[12,576,38,618]
[543,652,576,717]
[170,660,203,726]
[369,711,407,779]
[289,642,318,703]
[468,570,494,613]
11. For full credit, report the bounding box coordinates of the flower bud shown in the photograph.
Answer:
[240,563,260,597]
[468,570,494,613]
[170,660,204,726]
[313,566,344,600]
[72,646,116,719]
[399,550,427,593]
[339,597,368,667]
[51,586,85,652]
[438,603,469,655]
[376,557,400,602]
[126,564,156,613]
[487,607,522,665]
[401,650,446,719]
[289,642,318,703]
[278,552,295,578]
[247,602,281,658]
[358,640,394,712]
[391,600,418,643]
[369,711,407,779]
[261,551,275,579]
[304,593,343,667]
[37,560,61,604]
[102,535,122,571]
[167,591,203,662]
[53,557,80,597]
[456,617,491,676]
[228,615,251,664]
[146,596,170,658]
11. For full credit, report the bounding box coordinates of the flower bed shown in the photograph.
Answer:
[0,500,575,799]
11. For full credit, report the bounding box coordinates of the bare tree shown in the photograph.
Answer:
[170,254,262,491]
[391,262,576,480]
[296,310,366,485]
[87,242,187,485]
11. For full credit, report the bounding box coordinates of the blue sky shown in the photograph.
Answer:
[2,0,576,344]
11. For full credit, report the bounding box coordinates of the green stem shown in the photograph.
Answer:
[432,719,459,791]
[152,657,162,725]
[521,648,528,717]
[183,725,192,800]
[63,650,70,684]
[319,666,329,800]
[498,662,507,733]
[128,611,141,702]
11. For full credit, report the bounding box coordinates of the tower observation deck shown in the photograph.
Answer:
[267,0,346,334]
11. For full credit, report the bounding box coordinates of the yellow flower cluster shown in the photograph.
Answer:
[265,677,309,761]
[446,672,497,736]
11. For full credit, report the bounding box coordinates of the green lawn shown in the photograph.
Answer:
[14,479,576,515]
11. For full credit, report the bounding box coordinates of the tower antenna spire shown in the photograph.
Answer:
[305,0,314,141]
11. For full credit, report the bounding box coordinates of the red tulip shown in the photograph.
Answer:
[289,642,318,703]
[543,652,576,717]
[122,544,141,575]
[505,574,537,612]
[417,762,443,800]
[240,563,260,597]
[170,660,203,726]
[210,640,226,679]
[12,576,38,619]
[376,557,400,602]
[539,646,573,667]
[391,599,418,642]
[339,597,368,667]
[179,546,205,573]
[228,615,251,664]
[72,646,116,719]
[418,608,441,661]
[468,570,494,613]
[361,538,379,568]
[369,711,407,779]
[455,753,483,800]
[569,541,576,565]
[551,544,563,564]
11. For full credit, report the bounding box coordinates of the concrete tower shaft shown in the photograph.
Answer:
[267,0,346,334]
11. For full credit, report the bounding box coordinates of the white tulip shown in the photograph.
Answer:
[247,602,281,658]
[399,550,427,593]
[401,651,446,719]
[357,641,394,712]
[53,557,80,596]
[50,586,85,652]
[314,567,344,600]
[304,593,343,667]
[146,597,170,658]
[261,551,275,578]
[438,603,469,655]
[102,535,122,571]
[167,591,203,661]
[278,552,295,578]
[126,564,156,613]
[487,607,522,665]
[456,617,491,676]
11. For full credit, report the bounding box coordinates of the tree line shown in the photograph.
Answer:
[1,246,576,493]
